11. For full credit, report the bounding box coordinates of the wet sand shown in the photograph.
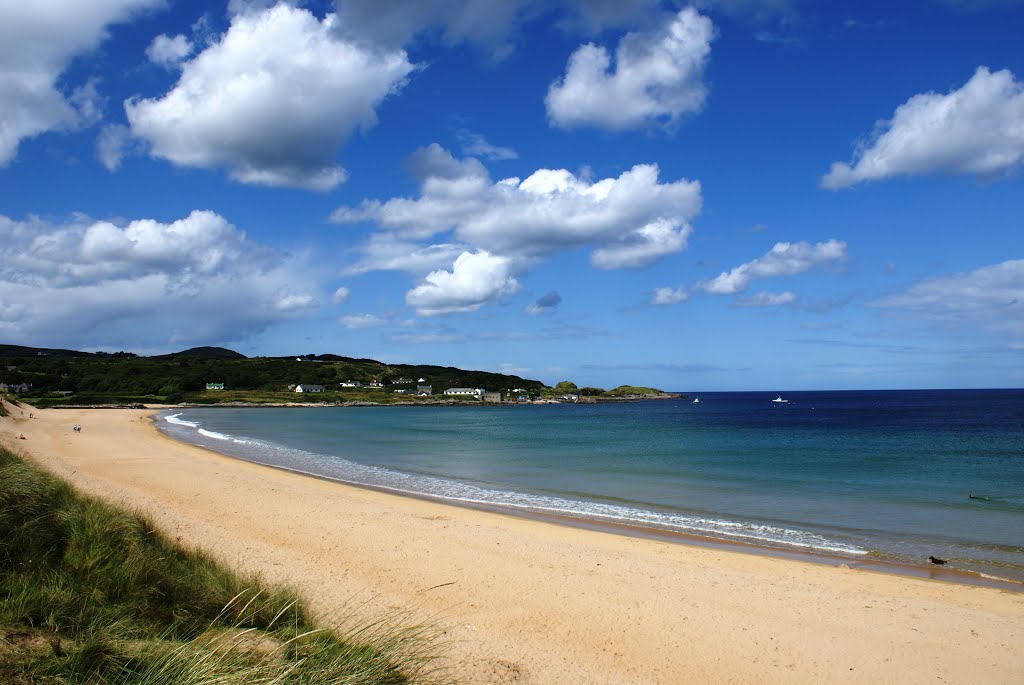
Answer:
[2,406,1022,684]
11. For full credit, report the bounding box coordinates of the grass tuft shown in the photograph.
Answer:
[0,445,452,684]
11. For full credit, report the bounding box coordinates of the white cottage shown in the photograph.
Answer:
[444,387,484,398]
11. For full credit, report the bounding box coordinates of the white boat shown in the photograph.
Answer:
[771,396,789,403]
[692,397,701,404]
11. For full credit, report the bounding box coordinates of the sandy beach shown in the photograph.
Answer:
[2,406,1022,684]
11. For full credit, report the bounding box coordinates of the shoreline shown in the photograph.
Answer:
[155,410,1023,593]
[38,391,680,410]
[155,406,1024,592]
[3,406,1022,684]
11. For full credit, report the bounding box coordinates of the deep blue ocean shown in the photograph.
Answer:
[158,389,1024,582]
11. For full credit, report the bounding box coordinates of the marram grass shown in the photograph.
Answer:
[0,445,452,684]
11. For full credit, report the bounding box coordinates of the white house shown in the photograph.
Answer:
[295,384,325,393]
[444,387,484,398]
[339,380,363,388]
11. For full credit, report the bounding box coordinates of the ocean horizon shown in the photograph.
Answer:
[157,388,1024,584]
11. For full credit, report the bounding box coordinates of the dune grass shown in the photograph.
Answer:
[0,445,450,684]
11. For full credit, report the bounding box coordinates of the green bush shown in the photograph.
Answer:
[603,385,664,396]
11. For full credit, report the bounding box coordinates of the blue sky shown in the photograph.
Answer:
[1,0,1021,391]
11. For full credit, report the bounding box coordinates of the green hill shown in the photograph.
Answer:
[0,344,545,405]
[157,346,247,360]
[0,344,678,406]
[0,344,95,358]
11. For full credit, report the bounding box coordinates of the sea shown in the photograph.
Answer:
[156,389,1024,585]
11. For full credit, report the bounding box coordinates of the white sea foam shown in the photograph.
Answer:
[403,482,869,555]
[163,427,867,557]
[198,428,231,441]
[164,413,199,428]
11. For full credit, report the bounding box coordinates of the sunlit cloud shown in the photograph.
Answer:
[823,67,1024,188]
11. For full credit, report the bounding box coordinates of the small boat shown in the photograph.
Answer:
[771,396,789,403]
[692,397,701,404]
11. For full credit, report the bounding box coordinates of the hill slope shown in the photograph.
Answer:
[156,346,247,360]
[0,344,545,402]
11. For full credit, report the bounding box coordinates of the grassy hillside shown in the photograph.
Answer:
[0,345,545,406]
[0,445,448,684]
[154,346,247,360]
[0,345,678,406]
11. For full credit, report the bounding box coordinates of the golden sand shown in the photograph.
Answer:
[2,406,1021,684]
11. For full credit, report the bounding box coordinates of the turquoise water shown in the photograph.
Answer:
[158,390,1024,582]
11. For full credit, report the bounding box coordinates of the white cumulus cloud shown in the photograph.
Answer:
[406,251,519,316]
[0,210,320,349]
[700,240,847,295]
[334,144,702,270]
[339,313,389,329]
[651,286,688,305]
[331,286,351,305]
[146,33,193,69]
[125,3,415,190]
[96,124,132,172]
[591,217,692,270]
[871,259,1024,335]
[343,233,469,276]
[0,0,160,165]
[274,293,318,312]
[546,7,714,131]
[823,67,1024,189]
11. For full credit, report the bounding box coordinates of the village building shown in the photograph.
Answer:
[294,384,325,393]
[339,380,364,388]
[206,382,225,390]
[417,385,433,396]
[444,387,484,398]
[483,391,503,402]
